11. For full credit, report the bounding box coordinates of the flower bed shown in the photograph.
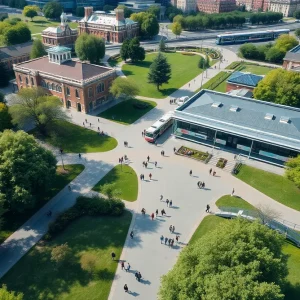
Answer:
[216,158,227,169]
[181,52,196,56]
[177,146,212,162]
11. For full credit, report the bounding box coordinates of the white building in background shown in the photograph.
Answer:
[268,0,300,17]
[176,0,197,12]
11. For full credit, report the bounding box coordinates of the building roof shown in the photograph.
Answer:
[14,56,114,82]
[47,46,71,53]
[175,90,300,151]
[284,44,300,63]
[43,26,63,34]
[0,41,33,60]
[227,88,253,98]
[227,71,263,87]
[81,11,137,27]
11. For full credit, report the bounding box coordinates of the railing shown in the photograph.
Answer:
[216,206,300,246]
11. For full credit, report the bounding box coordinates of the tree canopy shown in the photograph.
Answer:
[116,4,132,18]
[43,1,63,19]
[30,39,46,59]
[9,87,67,135]
[172,22,182,37]
[159,39,166,52]
[0,285,23,300]
[253,69,300,107]
[109,77,140,99]
[0,130,57,212]
[130,12,159,38]
[293,10,300,19]
[148,52,171,90]
[0,103,13,132]
[285,155,300,188]
[147,5,160,19]
[120,37,145,62]
[159,218,287,300]
[1,22,31,46]
[75,33,105,64]
[265,47,285,63]
[23,5,39,21]
[274,34,298,52]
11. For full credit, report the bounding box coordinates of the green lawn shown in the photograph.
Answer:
[107,56,122,67]
[122,52,204,98]
[213,80,227,92]
[238,64,273,75]
[189,215,300,300]
[9,14,78,35]
[98,98,157,125]
[235,165,300,211]
[32,120,118,153]
[215,194,255,210]
[0,164,85,243]
[0,211,132,300]
[93,165,138,201]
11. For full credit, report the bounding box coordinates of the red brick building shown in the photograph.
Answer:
[236,0,269,11]
[226,71,263,93]
[78,7,139,43]
[13,46,116,114]
[197,0,236,14]
[283,45,300,72]
[42,13,77,48]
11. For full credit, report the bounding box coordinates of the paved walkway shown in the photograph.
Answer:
[0,45,299,300]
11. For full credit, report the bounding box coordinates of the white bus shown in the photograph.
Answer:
[145,112,174,143]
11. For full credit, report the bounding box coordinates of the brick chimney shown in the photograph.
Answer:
[115,9,125,21]
[84,7,93,20]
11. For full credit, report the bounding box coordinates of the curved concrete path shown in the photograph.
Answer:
[0,46,299,300]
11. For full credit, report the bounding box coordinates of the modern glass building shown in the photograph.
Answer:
[173,90,300,166]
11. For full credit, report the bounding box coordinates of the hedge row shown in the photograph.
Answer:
[225,61,242,70]
[46,196,125,240]
[201,71,231,90]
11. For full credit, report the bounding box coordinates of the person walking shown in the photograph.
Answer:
[209,168,212,175]
[78,153,81,159]
[176,235,179,243]
[189,170,192,176]
[151,212,154,220]
[135,272,139,281]
[126,263,131,272]
[142,131,144,137]
[145,162,148,168]
[155,161,157,167]
[140,174,143,180]
[121,261,125,270]
[168,238,171,247]
[160,195,163,201]
[90,123,91,127]
[172,226,175,233]
[130,231,134,239]
[138,272,142,282]
[169,200,172,207]
[166,199,169,206]
[169,225,173,232]
[202,182,205,189]
[231,188,235,196]
[141,208,146,216]
[68,185,71,191]
[111,252,116,260]
[156,209,158,216]
[171,239,174,247]
[83,122,85,126]
[160,235,164,244]
[124,284,129,292]
[98,118,100,122]
[213,171,216,176]
[165,237,168,245]
[173,147,176,153]
[149,173,152,180]
[147,156,150,162]
[142,174,145,180]
[206,204,210,213]
[197,181,201,188]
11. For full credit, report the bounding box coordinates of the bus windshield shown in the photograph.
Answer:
[145,132,154,137]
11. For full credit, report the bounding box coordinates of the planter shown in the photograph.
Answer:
[216,158,227,169]
[177,146,212,163]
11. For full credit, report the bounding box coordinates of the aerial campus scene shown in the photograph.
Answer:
[0,0,300,299]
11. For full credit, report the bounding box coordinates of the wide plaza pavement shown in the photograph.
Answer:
[0,46,299,300]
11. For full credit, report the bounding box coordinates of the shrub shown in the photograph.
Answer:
[225,61,241,70]
[181,52,196,56]
[51,243,73,265]
[80,252,98,273]
[133,101,150,109]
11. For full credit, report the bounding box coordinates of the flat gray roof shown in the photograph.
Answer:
[175,90,300,151]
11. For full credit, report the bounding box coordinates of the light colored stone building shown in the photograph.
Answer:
[175,0,197,12]
[268,0,300,17]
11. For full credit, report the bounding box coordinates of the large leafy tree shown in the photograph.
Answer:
[75,33,105,64]
[172,22,182,38]
[293,10,300,19]
[159,219,287,300]
[274,34,298,52]
[3,22,31,45]
[265,47,285,63]
[130,12,159,38]
[285,155,300,188]
[147,5,160,19]
[43,1,63,19]
[9,87,67,135]
[109,77,140,99]
[128,37,145,62]
[0,103,13,132]
[116,4,132,18]
[148,52,171,90]
[120,39,130,61]
[0,285,23,300]
[253,69,300,107]
[0,130,57,212]
[23,5,39,21]
[30,39,47,59]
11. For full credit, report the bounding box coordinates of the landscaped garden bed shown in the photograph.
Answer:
[177,146,212,163]
[216,158,228,169]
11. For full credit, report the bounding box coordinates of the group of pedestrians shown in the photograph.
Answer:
[209,168,217,176]
[197,181,205,189]
[160,235,177,247]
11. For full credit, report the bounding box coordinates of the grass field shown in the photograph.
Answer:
[215,194,255,210]
[32,120,118,153]
[189,215,300,300]
[0,211,132,300]
[0,164,85,243]
[238,64,273,75]
[213,80,227,92]
[122,52,204,98]
[93,165,138,202]
[9,14,78,35]
[107,56,122,67]
[98,99,157,125]
[235,165,300,211]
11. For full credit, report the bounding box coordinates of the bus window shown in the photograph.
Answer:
[145,132,153,137]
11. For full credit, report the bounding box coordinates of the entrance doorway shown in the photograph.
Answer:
[226,136,238,148]
[89,102,93,112]
[67,100,71,109]
[77,103,81,112]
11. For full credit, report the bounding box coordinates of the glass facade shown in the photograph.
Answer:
[173,120,298,165]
